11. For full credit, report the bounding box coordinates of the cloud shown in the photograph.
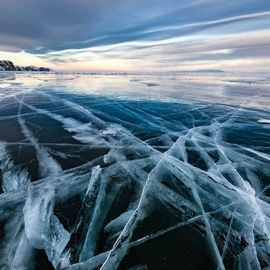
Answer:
[0,0,269,71]
[0,0,269,52]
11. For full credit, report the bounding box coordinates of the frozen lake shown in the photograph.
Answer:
[0,72,270,269]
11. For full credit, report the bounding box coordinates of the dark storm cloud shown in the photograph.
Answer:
[0,0,270,54]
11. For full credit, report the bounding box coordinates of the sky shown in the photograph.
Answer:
[0,0,270,72]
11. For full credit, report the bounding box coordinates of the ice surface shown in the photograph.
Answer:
[0,73,270,269]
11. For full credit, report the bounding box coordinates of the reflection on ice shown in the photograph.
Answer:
[0,72,270,269]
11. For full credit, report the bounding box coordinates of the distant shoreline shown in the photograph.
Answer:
[0,60,52,72]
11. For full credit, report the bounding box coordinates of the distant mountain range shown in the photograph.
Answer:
[0,60,52,72]
[168,69,224,73]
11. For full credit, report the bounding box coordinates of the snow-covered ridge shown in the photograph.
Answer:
[0,60,52,72]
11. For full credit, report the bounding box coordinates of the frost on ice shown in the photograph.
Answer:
[0,74,270,269]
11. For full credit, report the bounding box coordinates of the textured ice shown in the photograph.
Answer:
[0,73,270,269]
